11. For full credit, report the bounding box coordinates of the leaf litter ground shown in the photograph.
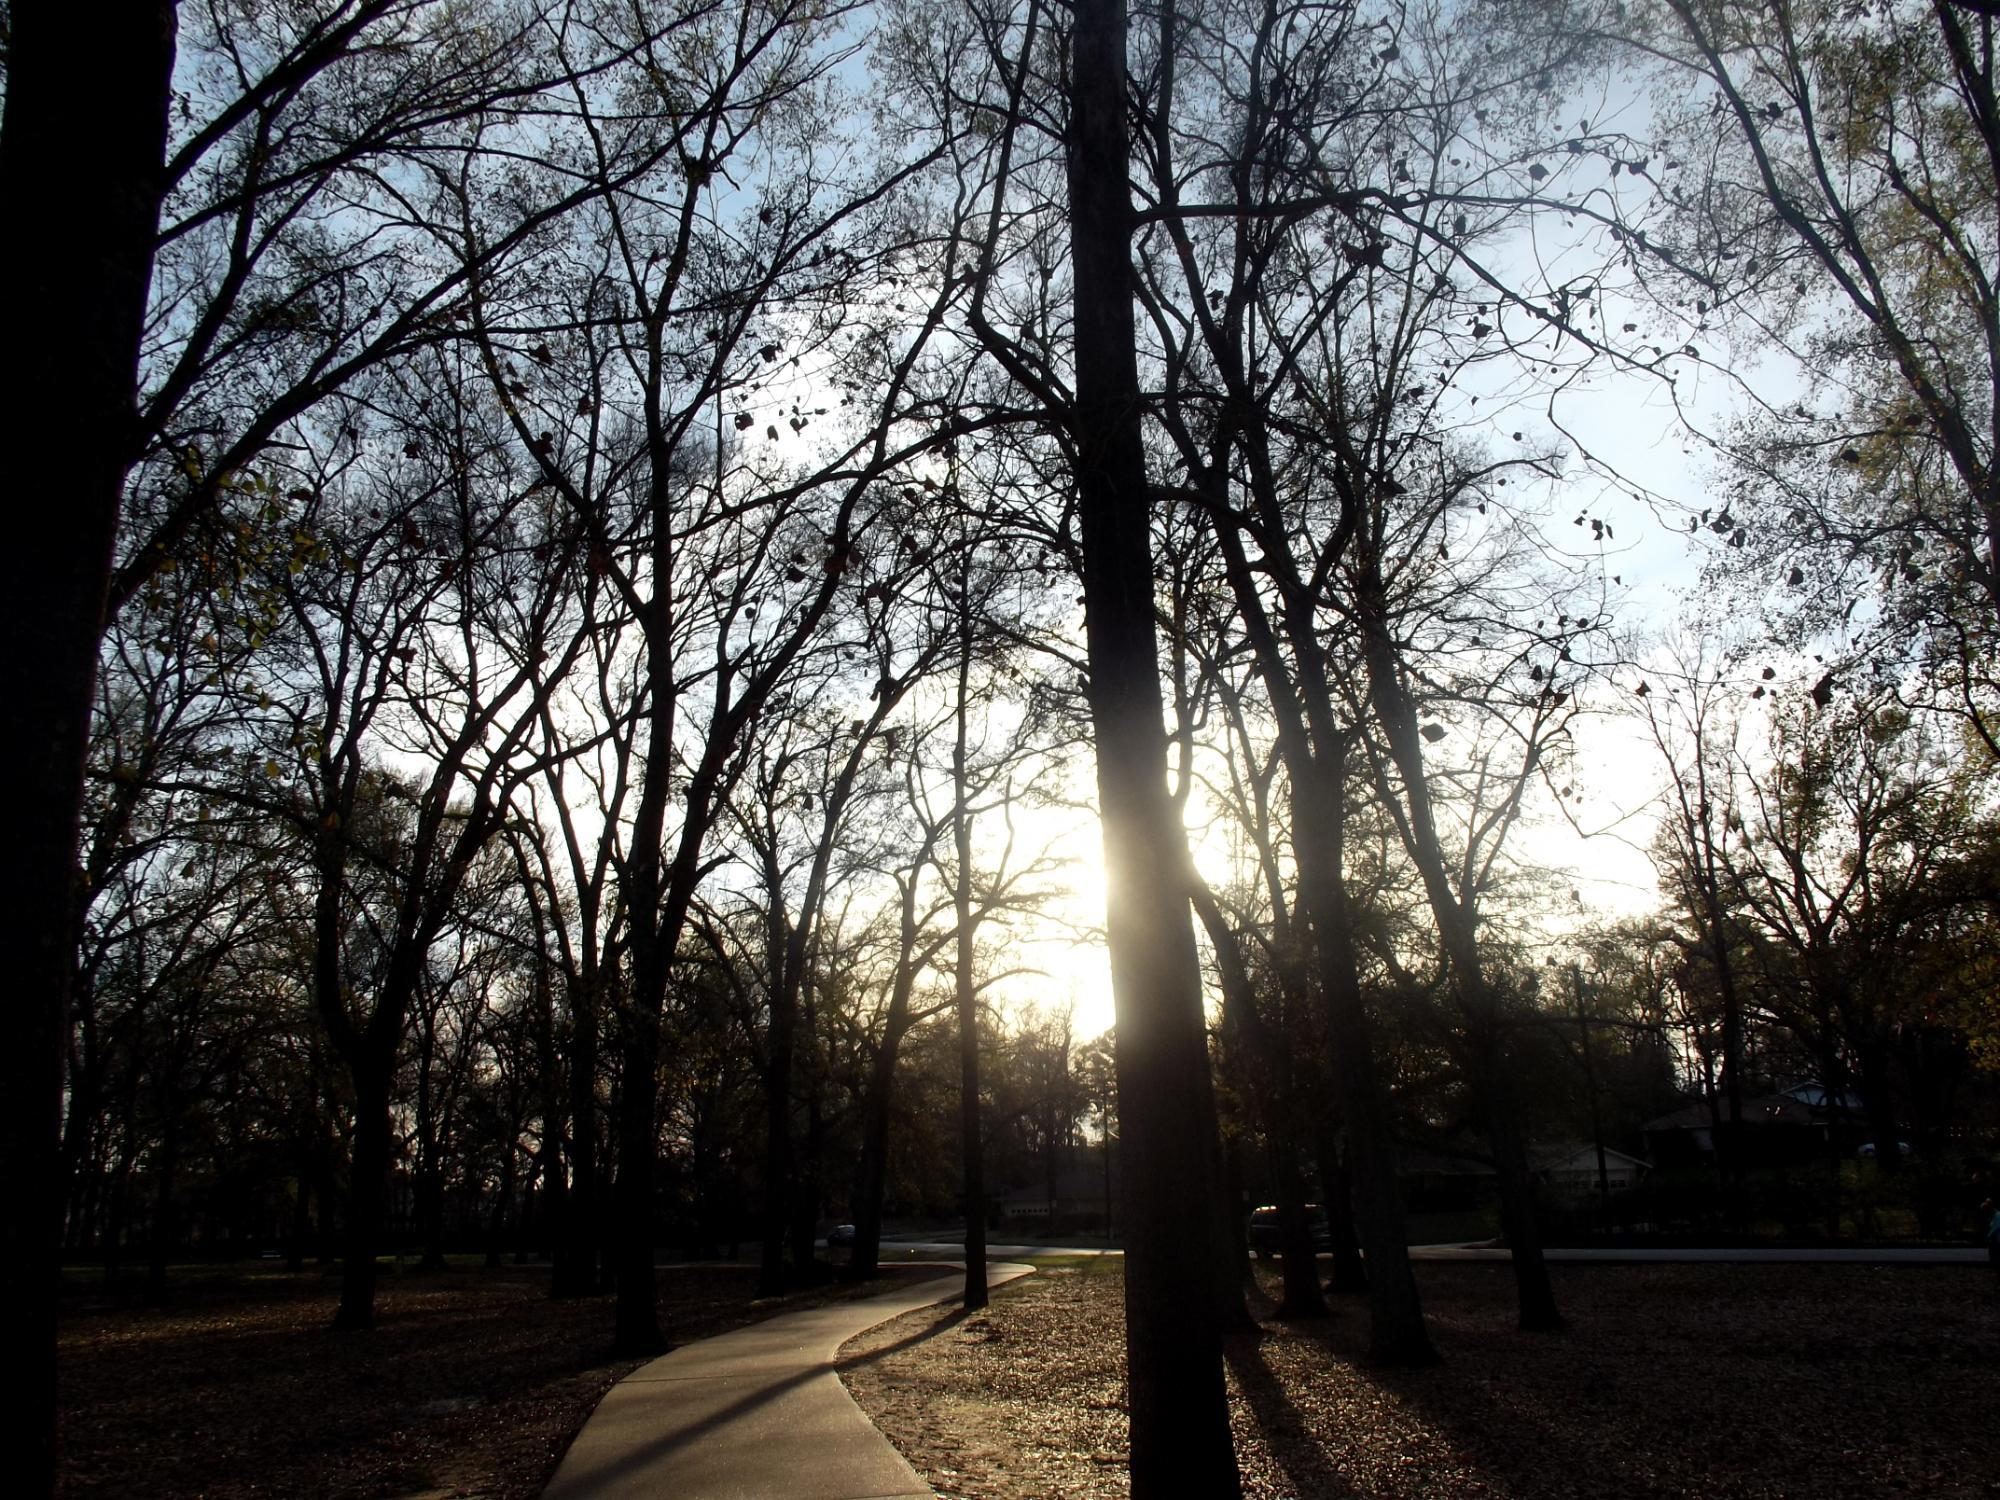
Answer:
[839,1259,2000,1499]
[60,1259,935,1498]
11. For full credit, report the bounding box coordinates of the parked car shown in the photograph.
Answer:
[1856,1141,1912,1159]
[1247,1205,1331,1259]
[826,1222,857,1247]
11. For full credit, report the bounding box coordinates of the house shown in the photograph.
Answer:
[1000,1154,1116,1233]
[1776,1081,1862,1113]
[1534,1143,1650,1198]
[1393,1144,1499,1213]
[1641,1089,1847,1169]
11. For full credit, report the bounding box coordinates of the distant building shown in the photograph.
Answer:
[999,1150,1116,1233]
[1642,1083,1863,1168]
[1534,1143,1650,1198]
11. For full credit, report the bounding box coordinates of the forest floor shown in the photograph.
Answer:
[840,1257,2000,1499]
[58,1255,936,1499]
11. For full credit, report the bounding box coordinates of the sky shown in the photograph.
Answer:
[460,11,1823,1047]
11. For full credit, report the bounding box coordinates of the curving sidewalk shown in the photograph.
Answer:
[542,1262,1032,1500]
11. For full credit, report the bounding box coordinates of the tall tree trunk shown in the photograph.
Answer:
[336,1073,393,1331]
[616,769,734,1337]
[488,1136,518,1270]
[59,1040,104,1258]
[1191,879,1306,1325]
[0,3,177,1487]
[288,1160,312,1272]
[758,988,798,1296]
[612,991,665,1346]
[848,1012,911,1281]
[1819,1044,1846,1238]
[1316,1119,1369,1296]
[415,1022,447,1273]
[1858,1041,1903,1177]
[1314,902,1440,1364]
[146,1116,180,1302]
[610,541,693,1351]
[1355,579,1560,1334]
[552,974,598,1297]
[1196,466,1434,1361]
[1471,1037,1562,1330]
[1270,1137,1328,1320]
[103,1133,139,1283]
[530,962,563,1267]
[1686,787,1750,1226]
[791,1042,824,1280]
[1291,761,1439,1364]
[954,598,989,1311]
[1065,0,1240,1486]
[1214,1130,1261,1329]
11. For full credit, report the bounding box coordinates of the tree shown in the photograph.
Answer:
[1064,0,1242,1487]
[2,6,178,1483]
[212,356,592,1328]
[452,0,965,1349]
[1620,0,2000,745]
[1127,0,1617,1338]
[1722,692,1995,1167]
[7,1,654,1466]
[699,579,950,1292]
[1076,1029,1119,1238]
[1642,646,1762,1217]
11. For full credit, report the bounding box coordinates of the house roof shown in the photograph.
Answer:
[1394,1144,1498,1176]
[1775,1081,1866,1112]
[1535,1143,1650,1174]
[1643,1093,1821,1133]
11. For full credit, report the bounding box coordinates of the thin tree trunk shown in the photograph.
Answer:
[1195,460,1434,1362]
[552,974,598,1297]
[528,961,562,1268]
[791,1040,824,1280]
[1316,1120,1369,1296]
[612,992,665,1344]
[1216,1129,1262,1326]
[1190,878,1305,1326]
[1065,0,1241,1484]
[758,985,798,1296]
[1316,912,1440,1364]
[146,1119,180,1302]
[415,1020,447,1273]
[849,1012,911,1281]
[104,1133,139,1283]
[59,1043,104,1260]
[1859,1043,1902,1177]
[1270,1137,1328,1320]
[1471,1038,1562,1330]
[954,593,989,1311]
[488,1137,518,1270]
[288,1162,312,1272]
[1820,1049,1846,1238]
[1292,761,1439,1364]
[1354,576,1560,1334]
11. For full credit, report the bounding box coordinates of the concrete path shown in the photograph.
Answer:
[542,1263,1032,1500]
[878,1236,1990,1265]
[1411,1243,1990,1264]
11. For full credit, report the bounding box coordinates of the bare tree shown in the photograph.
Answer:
[1065,0,1242,1486]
